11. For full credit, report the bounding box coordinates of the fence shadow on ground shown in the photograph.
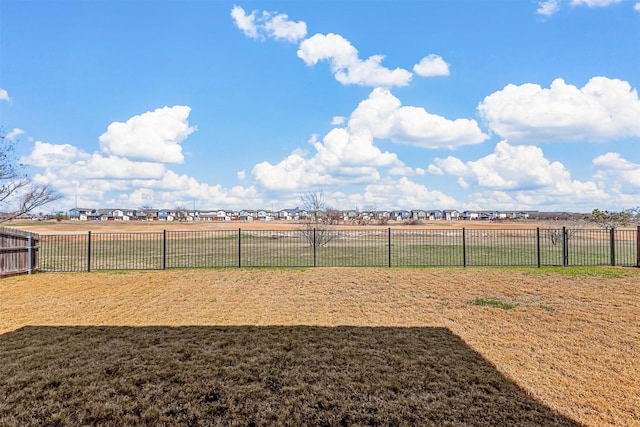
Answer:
[0,326,582,426]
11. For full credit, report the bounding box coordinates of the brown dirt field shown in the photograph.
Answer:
[8,218,574,235]
[1,267,639,426]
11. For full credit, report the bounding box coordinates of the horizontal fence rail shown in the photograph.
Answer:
[37,226,640,272]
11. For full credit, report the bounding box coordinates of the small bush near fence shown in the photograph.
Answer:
[36,227,640,272]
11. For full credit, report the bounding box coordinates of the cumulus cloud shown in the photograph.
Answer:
[351,88,488,149]
[99,105,195,164]
[413,54,450,77]
[251,88,486,191]
[230,6,259,39]
[537,0,624,15]
[252,125,402,191]
[570,0,622,7]
[593,152,640,189]
[22,141,90,168]
[537,0,561,16]
[231,5,307,42]
[478,77,640,143]
[0,88,10,103]
[331,116,345,126]
[5,128,25,142]
[431,140,608,201]
[20,105,263,210]
[363,177,459,209]
[263,12,307,42]
[297,33,412,87]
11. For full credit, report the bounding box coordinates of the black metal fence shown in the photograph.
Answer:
[38,227,640,272]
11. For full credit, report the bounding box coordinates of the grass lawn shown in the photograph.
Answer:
[1,267,638,426]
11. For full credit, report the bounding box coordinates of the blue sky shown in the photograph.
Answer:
[1,0,639,214]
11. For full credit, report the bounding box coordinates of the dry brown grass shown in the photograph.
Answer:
[9,218,565,235]
[1,267,639,426]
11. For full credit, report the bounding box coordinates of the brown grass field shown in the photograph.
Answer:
[8,218,574,235]
[1,265,639,426]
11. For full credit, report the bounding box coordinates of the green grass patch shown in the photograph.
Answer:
[467,297,516,310]
[525,266,635,279]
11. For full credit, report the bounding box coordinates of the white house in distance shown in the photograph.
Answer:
[64,207,535,222]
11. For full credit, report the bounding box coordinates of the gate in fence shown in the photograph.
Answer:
[0,227,40,277]
[37,226,640,272]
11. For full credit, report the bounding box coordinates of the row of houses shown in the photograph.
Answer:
[67,207,535,223]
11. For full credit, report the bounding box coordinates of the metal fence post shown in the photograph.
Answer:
[610,227,616,267]
[562,227,568,267]
[163,230,167,270]
[536,227,541,268]
[462,227,466,268]
[238,228,241,268]
[87,231,92,272]
[637,226,640,268]
[313,228,317,267]
[388,227,391,268]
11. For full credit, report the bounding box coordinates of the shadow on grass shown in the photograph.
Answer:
[0,326,581,426]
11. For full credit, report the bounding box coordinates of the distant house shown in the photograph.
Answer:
[239,210,256,221]
[425,210,443,221]
[391,210,411,221]
[411,210,427,221]
[443,210,460,221]
[462,211,479,220]
[68,207,95,221]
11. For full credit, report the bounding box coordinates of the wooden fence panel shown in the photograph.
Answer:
[0,227,40,277]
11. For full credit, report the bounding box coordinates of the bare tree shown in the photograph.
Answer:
[299,191,338,247]
[175,206,190,222]
[139,205,157,222]
[0,132,60,223]
[626,207,640,225]
[585,208,633,230]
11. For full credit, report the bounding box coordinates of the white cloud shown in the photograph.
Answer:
[431,141,609,207]
[351,88,488,149]
[331,116,345,126]
[413,54,450,77]
[99,105,195,164]
[251,88,487,191]
[571,0,622,7]
[252,125,402,191]
[363,177,459,209]
[0,88,10,102]
[5,128,25,142]
[297,33,412,87]
[635,2,640,11]
[237,170,246,180]
[231,6,306,43]
[231,6,259,39]
[593,152,640,189]
[538,0,624,15]
[22,141,90,168]
[537,0,561,16]
[263,12,307,42]
[478,77,640,143]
